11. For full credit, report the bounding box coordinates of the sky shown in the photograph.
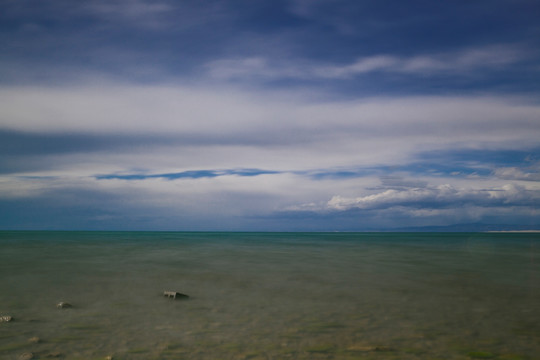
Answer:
[1,0,540,231]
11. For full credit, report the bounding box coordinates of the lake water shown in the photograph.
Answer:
[0,231,538,359]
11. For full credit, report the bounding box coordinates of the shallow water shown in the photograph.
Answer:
[0,231,539,359]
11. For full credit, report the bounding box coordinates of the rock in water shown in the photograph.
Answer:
[0,315,13,322]
[45,351,62,358]
[163,291,189,300]
[28,337,40,343]
[19,352,34,360]
[56,302,72,309]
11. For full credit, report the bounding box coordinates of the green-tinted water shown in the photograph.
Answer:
[1,232,539,359]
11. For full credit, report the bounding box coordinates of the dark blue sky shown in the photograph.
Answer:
[1,0,539,230]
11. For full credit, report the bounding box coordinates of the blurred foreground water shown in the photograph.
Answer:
[1,231,539,359]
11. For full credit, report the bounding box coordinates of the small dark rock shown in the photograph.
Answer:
[56,302,72,309]
[163,291,189,300]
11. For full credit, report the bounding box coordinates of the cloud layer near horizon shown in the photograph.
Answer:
[1,0,539,230]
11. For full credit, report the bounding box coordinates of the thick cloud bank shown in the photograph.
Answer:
[1,0,539,230]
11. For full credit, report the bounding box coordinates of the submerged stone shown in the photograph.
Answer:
[27,337,40,343]
[374,345,394,352]
[305,344,336,353]
[19,352,34,360]
[347,344,393,352]
[45,352,62,358]
[468,351,496,359]
[347,345,377,352]
[163,291,189,300]
[56,302,72,309]
[0,315,13,322]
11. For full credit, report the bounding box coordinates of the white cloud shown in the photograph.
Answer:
[1,84,539,177]
[205,45,528,80]
[494,165,540,181]
[1,85,538,140]
[325,183,539,211]
[0,171,341,222]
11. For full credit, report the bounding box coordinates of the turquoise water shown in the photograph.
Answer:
[0,231,538,359]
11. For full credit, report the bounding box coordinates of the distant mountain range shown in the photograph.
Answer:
[387,223,540,232]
